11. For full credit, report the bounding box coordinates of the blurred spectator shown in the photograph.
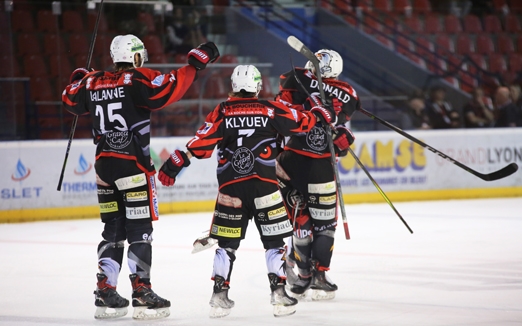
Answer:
[165,3,208,56]
[425,86,461,129]
[493,86,520,127]
[509,84,522,126]
[401,96,432,130]
[509,84,522,108]
[462,87,494,128]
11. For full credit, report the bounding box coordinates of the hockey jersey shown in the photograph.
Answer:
[276,67,361,159]
[186,97,318,189]
[62,65,197,174]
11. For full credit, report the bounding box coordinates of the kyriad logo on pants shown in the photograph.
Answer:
[261,220,292,236]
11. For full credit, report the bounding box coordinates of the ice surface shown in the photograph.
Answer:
[1,198,521,325]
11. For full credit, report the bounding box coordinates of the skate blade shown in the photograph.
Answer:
[192,236,218,254]
[132,306,170,320]
[94,306,128,319]
[311,289,335,301]
[273,304,297,317]
[209,306,231,318]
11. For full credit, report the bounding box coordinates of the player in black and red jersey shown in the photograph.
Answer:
[156,65,335,318]
[62,34,219,320]
[275,49,358,301]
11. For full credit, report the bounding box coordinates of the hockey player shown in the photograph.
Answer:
[157,65,336,318]
[275,49,358,300]
[62,34,219,320]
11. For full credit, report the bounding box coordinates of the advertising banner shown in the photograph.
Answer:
[1,129,521,218]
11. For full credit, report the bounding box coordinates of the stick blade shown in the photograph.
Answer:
[483,163,518,181]
[287,35,303,52]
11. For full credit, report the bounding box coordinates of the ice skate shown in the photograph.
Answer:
[269,273,297,317]
[209,275,235,318]
[192,232,218,254]
[93,273,129,319]
[129,274,170,320]
[289,274,311,299]
[310,269,338,301]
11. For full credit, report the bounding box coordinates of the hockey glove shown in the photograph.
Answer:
[310,105,336,125]
[187,42,220,70]
[69,67,93,84]
[333,125,355,156]
[158,150,191,186]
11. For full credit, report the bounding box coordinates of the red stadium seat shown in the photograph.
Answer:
[424,14,443,33]
[43,33,67,55]
[475,34,495,55]
[396,35,414,55]
[363,15,383,34]
[93,34,114,57]
[444,14,462,34]
[37,10,58,32]
[332,0,354,14]
[217,54,238,77]
[30,77,56,101]
[373,0,392,12]
[414,37,436,71]
[412,0,431,14]
[207,73,228,98]
[508,53,522,71]
[67,34,89,56]
[488,53,507,73]
[463,14,483,33]
[87,12,109,32]
[403,15,422,33]
[149,53,169,64]
[142,35,164,56]
[517,35,522,54]
[62,11,85,33]
[510,0,522,13]
[0,54,21,77]
[16,33,42,56]
[138,12,156,33]
[492,0,508,12]
[0,34,13,55]
[455,34,474,55]
[435,34,454,56]
[11,10,35,32]
[468,53,487,72]
[259,76,274,99]
[23,55,48,78]
[497,34,515,54]
[393,0,412,14]
[505,14,521,33]
[49,55,73,78]
[483,14,502,33]
[173,53,186,64]
[375,34,394,50]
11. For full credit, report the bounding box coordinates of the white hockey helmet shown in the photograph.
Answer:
[231,65,262,96]
[306,49,343,79]
[110,34,148,68]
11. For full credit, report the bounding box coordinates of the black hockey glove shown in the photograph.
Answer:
[333,125,355,156]
[158,150,191,187]
[69,67,94,84]
[187,42,220,70]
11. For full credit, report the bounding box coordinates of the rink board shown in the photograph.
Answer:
[1,128,521,222]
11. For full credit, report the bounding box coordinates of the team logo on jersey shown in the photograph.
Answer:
[231,147,255,174]
[123,73,132,85]
[197,122,213,135]
[106,131,132,150]
[151,75,164,86]
[306,126,327,151]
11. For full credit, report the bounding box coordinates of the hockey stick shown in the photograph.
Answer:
[355,107,518,181]
[57,0,105,191]
[287,36,350,240]
[347,147,413,233]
